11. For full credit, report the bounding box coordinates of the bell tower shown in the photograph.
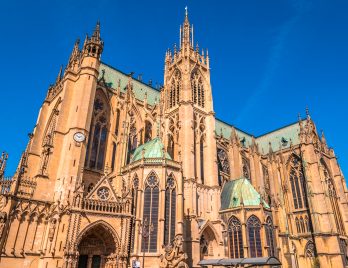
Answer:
[162,8,220,267]
[163,8,217,186]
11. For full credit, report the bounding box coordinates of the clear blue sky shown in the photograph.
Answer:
[0,0,347,177]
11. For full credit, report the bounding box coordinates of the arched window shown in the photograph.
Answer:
[164,175,176,245]
[168,70,181,109]
[228,216,244,258]
[115,109,120,136]
[144,121,152,143]
[247,215,262,257]
[142,173,159,252]
[321,159,345,235]
[242,156,251,181]
[263,165,271,205]
[85,96,109,170]
[265,217,276,256]
[289,155,306,209]
[191,71,205,108]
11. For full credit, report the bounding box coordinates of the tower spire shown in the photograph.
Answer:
[180,6,192,48]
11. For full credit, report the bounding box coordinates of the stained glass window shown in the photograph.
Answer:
[142,173,159,252]
[164,175,176,245]
[265,217,276,257]
[247,215,262,257]
[228,216,244,258]
[289,155,306,209]
[85,96,109,170]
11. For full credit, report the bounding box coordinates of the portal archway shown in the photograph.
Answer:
[77,222,119,268]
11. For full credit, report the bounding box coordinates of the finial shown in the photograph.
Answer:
[185,6,188,17]
[298,113,301,122]
[92,20,101,40]
[56,65,63,84]
[305,106,310,119]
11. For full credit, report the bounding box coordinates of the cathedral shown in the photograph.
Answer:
[0,10,348,268]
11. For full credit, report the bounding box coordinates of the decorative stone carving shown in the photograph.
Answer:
[160,235,188,268]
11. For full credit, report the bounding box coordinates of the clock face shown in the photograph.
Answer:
[73,132,85,142]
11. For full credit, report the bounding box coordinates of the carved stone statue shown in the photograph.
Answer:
[160,235,188,268]
[48,219,57,241]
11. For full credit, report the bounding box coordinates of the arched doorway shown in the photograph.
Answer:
[77,223,118,268]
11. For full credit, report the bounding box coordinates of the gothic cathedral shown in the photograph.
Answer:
[0,11,347,268]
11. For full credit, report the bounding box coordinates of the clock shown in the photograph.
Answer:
[73,132,86,142]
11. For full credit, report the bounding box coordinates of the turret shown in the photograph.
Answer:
[82,21,103,60]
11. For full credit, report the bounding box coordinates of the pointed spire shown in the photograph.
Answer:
[68,38,80,64]
[55,65,63,84]
[180,6,192,48]
[92,20,101,41]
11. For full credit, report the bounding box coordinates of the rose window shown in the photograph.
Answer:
[97,187,110,200]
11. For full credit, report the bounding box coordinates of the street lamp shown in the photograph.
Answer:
[139,217,154,268]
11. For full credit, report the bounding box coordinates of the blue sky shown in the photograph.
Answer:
[0,0,347,177]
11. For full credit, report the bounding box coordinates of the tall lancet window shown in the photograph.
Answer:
[168,70,181,109]
[228,216,244,258]
[191,70,205,108]
[288,155,306,210]
[265,217,276,257]
[321,159,345,234]
[247,215,262,257]
[164,175,176,245]
[85,95,109,170]
[142,172,159,252]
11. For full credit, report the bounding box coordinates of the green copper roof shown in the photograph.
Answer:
[130,137,172,163]
[215,119,302,155]
[99,63,160,106]
[256,122,302,154]
[220,177,270,210]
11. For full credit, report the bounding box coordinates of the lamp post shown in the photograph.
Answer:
[139,217,154,268]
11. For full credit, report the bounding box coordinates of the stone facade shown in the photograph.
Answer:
[0,11,347,268]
